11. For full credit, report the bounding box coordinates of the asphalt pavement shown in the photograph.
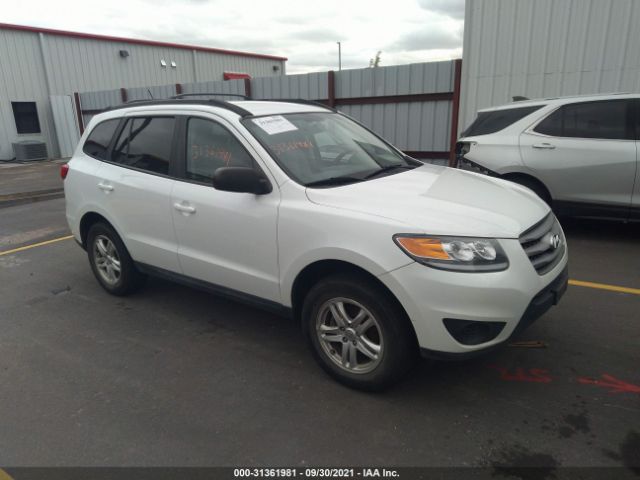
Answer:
[0,160,65,208]
[0,198,638,475]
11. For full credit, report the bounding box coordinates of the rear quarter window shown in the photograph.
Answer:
[534,100,631,140]
[463,105,544,136]
[82,119,120,160]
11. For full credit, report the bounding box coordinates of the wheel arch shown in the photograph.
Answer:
[79,211,122,249]
[501,171,553,204]
[290,259,418,346]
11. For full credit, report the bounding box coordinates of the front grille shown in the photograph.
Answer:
[519,213,565,275]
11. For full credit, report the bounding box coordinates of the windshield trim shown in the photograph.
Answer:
[241,111,420,187]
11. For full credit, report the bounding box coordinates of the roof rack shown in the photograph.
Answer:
[171,93,249,100]
[103,97,333,118]
[106,98,253,117]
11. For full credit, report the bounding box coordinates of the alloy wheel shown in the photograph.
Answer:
[93,235,121,286]
[316,297,384,374]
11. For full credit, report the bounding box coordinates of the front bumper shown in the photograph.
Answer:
[421,264,568,360]
[378,238,568,357]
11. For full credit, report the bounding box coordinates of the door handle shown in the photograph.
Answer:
[174,202,196,214]
[532,143,556,150]
[98,182,114,192]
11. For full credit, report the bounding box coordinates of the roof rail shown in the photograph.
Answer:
[255,98,335,111]
[172,93,249,100]
[103,97,335,118]
[105,98,253,117]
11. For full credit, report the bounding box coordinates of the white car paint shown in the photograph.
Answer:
[457,93,639,219]
[65,100,568,357]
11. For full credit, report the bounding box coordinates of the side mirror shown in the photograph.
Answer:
[212,167,272,195]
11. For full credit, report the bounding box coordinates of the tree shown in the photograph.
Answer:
[368,51,382,68]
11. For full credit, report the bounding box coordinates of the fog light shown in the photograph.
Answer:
[443,318,506,345]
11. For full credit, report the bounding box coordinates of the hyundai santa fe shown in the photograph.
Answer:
[63,98,568,390]
[457,93,640,221]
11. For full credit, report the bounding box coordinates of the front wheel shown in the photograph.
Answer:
[302,274,417,391]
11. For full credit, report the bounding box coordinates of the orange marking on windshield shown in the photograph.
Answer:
[271,140,313,155]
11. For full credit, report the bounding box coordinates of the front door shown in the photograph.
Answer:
[171,116,281,302]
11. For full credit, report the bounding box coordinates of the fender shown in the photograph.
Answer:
[279,246,412,307]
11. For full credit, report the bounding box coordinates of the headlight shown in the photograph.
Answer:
[393,235,509,272]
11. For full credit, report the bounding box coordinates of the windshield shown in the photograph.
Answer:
[243,112,416,186]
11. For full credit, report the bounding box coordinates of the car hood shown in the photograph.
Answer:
[305,165,549,238]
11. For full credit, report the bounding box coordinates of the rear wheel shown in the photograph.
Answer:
[87,222,146,296]
[302,274,417,391]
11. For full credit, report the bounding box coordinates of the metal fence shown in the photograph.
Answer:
[75,60,462,165]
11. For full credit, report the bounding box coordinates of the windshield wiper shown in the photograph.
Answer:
[362,164,416,180]
[305,176,364,188]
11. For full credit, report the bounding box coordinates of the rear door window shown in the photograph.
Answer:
[83,119,120,160]
[534,100,631,140]
[111,117,175,175]
[463,106,544,136]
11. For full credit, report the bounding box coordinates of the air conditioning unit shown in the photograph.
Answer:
[12,141,48,161]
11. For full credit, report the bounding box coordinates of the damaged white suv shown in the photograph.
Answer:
[457,93,640,221]
[63,98,568,390]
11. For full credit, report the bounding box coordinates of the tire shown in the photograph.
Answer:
[86,222,146,296]
[302,273,418,391]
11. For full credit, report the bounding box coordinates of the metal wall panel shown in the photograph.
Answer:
[194,53,283,83]
[0,29,57,160]
[40,33,284,95]
[335,61,454,98]
[78,89,122,126]
[76,61,456,157]
[79,89,122,110]
[0,26,285,158]
[252,72,328,100]
[182,79,246,99]
[339,100,451,151]
[50,95,80,158]
[128,84,177,102]
[459,0,640,133]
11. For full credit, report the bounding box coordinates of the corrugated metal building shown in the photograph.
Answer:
[459,0,640,133]
[0,23,286,159]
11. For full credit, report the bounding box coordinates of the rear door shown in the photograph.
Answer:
[95,115,180,272]
[519,99,636,217]
[170,115,281,302]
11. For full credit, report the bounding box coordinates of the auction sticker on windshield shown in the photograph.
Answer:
[252,115,298,135]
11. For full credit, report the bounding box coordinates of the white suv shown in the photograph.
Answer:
[63,98,568,390]
[457,93,640,221]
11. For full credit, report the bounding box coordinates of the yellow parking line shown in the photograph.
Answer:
[0,235,74,256]
[569,279,640,296]
[0,469,14,480]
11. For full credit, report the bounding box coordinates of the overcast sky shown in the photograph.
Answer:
[3,0,464,73]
